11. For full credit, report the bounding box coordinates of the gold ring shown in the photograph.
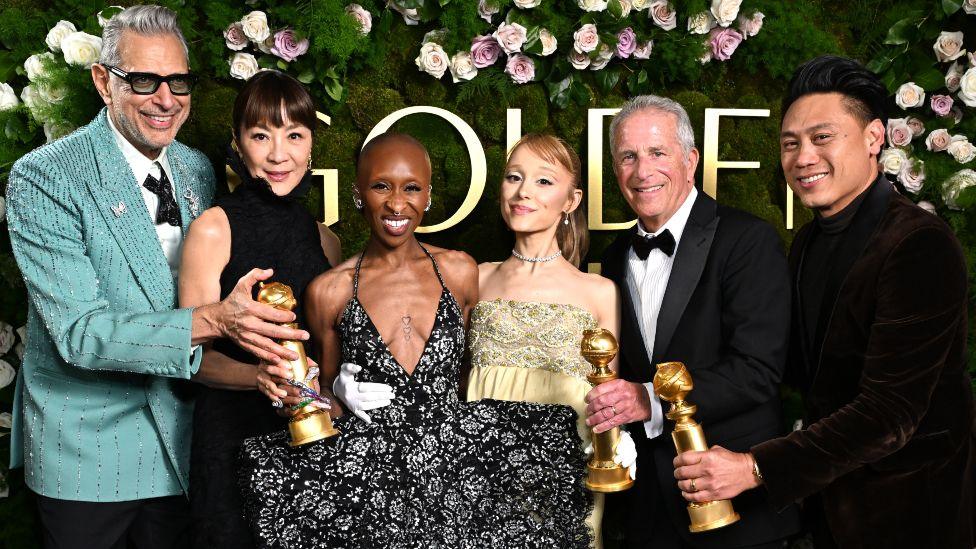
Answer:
[690,478,697,492]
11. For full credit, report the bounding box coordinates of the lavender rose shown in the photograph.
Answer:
[926,128,951,152]
[886,118,913,147]
[470,35,502,68]
[931,94,954,116]
[493,22,528,54]
[224,22,248,51]
[271,29,309,62]
[505,54,535,84]
[905,117,925,137]
[616,27,637,58]
[708,27,743,61]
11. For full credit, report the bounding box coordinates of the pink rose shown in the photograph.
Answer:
[905,116,925,137]
[505,54,535,84]
[886,118,913,147]
[271,29,308,62]
[224,22,248,51]
[649,1,677,31]
[633,40,654,59]
[493,22,527,54]
[931,94,954,116]
[470,35,502,68]
[616,27,637,58]
[736,11,764,38]
[708,27,743,61]
[898,158,925,194]
[573,23,600,53]
[926,128,951,152]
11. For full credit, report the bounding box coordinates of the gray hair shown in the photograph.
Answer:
[608,95,696,157]
[99,5,189,67]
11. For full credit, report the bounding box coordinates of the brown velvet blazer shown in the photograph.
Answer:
[752,177,976,549]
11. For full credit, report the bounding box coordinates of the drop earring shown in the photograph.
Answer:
[425,185,433,212]
[307,155,312,170]
[563,212,570,225]
[352,192,363,210]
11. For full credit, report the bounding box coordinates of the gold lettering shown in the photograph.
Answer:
[314,112,340,226]
[506,109,522,155]
[587,108,636,231]
[364,106,486,233]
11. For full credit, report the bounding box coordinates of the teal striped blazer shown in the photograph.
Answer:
[6,109,215,501]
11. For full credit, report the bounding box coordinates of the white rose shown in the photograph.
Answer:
[415,42,449,79]
[926,128,952,151]
[45,20,77,53]
[345,4,372,35]
[946,61,964,92]
[633,40,654,59]
[958,67,976,107]
[0,83,18,111]
[43,121,74,143]
[590,44,614,70]
[493,22,527,54]
[61,32,102,68]
[568,49,591,70]
[964,0,976,13]
[0,360,14,390]
[632,0,650,8]
[578,0,609,11]
[710,0,742,27]
[477,0,498,23]
[898,158,925,194]
[20,85,44,119]
[649,1,677,31]
[948,135,976,164]
[36,82,65,104]
[687,11,716,34]
[617,0,633,17]
[228,52,259,80]
[737,11,764,38]
[894,81,924,109]
[240,11,270,43]
[573,23,600,53]
[539,28,557,56]
[917,200,937,214]
[24,52,55,82]
[0,323,13,355]
[515,0,542,7]
[97,6,124,28]
[933,31,966,63]
[449,51,478,83]
[878,147,908,174]
[943,169,976,210]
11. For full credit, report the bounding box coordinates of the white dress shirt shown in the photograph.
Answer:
[107,113,184,280]
[625,186,698,439]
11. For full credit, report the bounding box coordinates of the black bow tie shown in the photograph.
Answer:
[143,162,182,227]
[631,229,675,259]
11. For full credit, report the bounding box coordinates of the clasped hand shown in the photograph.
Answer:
[672,446,759,502]
[332,363,395,423]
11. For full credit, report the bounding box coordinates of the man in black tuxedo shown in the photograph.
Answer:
[673,56,975,549]
[586,95,800,548]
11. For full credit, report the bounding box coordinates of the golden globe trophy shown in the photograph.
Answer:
[653,361,739,532]
[257,282,339,447]
[580,328,634,492]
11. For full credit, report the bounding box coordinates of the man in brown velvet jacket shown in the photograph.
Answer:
[671,55,976,548]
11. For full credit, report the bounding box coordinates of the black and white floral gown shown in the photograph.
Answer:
[240,245,593,549]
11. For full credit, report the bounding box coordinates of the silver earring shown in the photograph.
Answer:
[353,194,363,210]
[563,212,570,225]
[307,156,312,170]
[426,185,433,212]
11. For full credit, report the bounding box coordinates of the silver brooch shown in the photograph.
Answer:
[183,187,200,218]
[111,201,126,218]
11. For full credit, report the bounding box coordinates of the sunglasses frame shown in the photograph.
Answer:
[102,64,197,96]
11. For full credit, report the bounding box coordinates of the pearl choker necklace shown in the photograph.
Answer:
[511,249,562,263]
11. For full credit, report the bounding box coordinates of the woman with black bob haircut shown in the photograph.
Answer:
[179,69,340,549]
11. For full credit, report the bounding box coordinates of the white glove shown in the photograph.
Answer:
[331,362,395,424]
[584,429,638,480]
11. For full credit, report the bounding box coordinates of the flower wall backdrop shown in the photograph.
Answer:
[0,0,974,544]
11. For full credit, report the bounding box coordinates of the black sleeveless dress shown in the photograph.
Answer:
[240,245,593,548]
[190,167,331,549]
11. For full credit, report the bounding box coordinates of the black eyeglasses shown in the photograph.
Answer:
[102,64,197,96]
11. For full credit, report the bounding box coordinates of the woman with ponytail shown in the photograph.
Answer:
[467,134,637,548]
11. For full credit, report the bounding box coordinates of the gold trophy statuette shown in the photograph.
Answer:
[653,361,740,533]
[257,282,339,446]
[581,328,634,493]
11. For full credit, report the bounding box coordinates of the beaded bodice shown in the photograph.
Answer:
[468,299,597,382]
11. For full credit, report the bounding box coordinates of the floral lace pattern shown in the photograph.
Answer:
[469,299,598,382]
[240,246,592,548]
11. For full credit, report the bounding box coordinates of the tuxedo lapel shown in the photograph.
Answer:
[603,230,653,379]
[83,110,176,311]
[652,193,719,362]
